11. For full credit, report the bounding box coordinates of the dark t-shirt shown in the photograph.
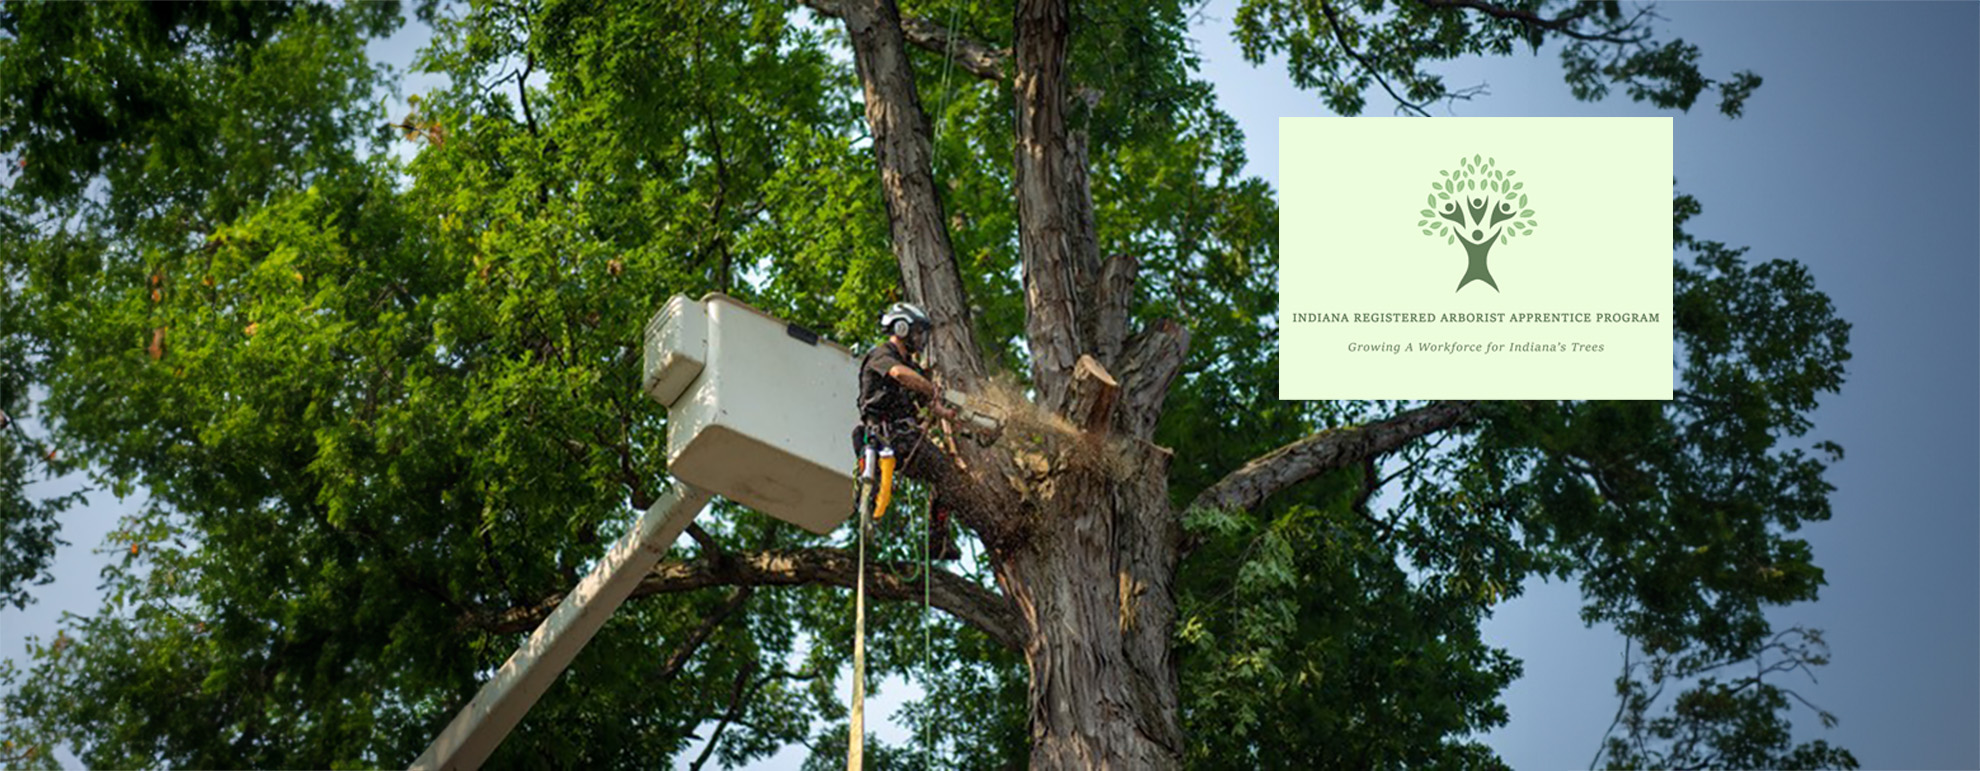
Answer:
[859,341,927,424]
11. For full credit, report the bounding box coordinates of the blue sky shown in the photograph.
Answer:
[5,2,1975,769]
[1190,1,1977,766]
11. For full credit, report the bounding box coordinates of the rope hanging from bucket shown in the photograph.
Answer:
[846,443,876,771]
[850,2,971,761]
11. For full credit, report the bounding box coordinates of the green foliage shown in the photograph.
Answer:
[1177,497,1521,769]
[0,1,1848,769]
[1420,155,1537,246]
[1598,628,1859,769]
[1234,0,1762,117]
[1174,192,1850,766]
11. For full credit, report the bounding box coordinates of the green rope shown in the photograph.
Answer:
[923,1,969,764]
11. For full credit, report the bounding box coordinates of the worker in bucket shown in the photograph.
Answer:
[856,301,962,561]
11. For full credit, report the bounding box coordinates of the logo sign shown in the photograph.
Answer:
[1279,118,1672,400]
[1420,154,1538,292]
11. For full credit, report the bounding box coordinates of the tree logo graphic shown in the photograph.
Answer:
[1418,154,1539,292]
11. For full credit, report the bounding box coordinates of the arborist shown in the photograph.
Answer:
[856,302,962,561]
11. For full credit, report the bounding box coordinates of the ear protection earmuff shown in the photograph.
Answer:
[891,319,912,338]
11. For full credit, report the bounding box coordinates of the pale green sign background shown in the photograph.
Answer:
[1279,117,1673,399]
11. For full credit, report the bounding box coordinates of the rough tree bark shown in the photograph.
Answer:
[834,0,986,385]
[501,2,1490,767]
[828,1,1479,767]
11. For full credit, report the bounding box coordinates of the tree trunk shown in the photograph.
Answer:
[993,442,1184,769]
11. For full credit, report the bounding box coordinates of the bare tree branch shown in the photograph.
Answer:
[1115,319,1190,440]
[835,0,986,384]
[1065,128,1110,363]
[1013,0,1084,414]
[1090,253,1139,368]
[473,547,1022,652]
[1191,401,1479,514]
[796,0,1008,81]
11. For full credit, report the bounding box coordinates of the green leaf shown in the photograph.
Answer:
[1421,209,1435,217]
[1428,194,1436,208]
[1417,219,1428,226]
[1519,194,1528,207]
[1522,229,1532,235]
[1422,228,1433,235]
[1438,192,1449,200]
[1521,209,1534,217]
[1512,182,1524,190]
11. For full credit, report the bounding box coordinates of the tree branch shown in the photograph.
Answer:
[1191,401,1479,514]
[1091,253,1139,369]
[1066,128,1110,362]
[835,0,986,384]
[1319,2,1431,116]
[689,659,757,771]
[1115,319,1190,440]
[472,547,1022,652]
[657,585,754,683]
[1415,0,1651,44]
[1013,0,1083,414]
[796,0,1008,81]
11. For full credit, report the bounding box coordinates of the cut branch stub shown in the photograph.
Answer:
[1069,354,1120,437]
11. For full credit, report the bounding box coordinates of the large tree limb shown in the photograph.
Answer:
[1090,253,1139,369]
[1191,400,1480,514]
[1115,319,1190,440]
[796,0,1009,81]
[474,548,1022,653]
[1013,0,1084,414]
[837,0,985,383]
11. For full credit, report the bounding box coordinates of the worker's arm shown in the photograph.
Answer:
[886,365,955,419]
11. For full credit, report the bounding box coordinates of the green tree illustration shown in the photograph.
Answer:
[1419,154,1539,291]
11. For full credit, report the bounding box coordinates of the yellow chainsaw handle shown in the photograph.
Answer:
[873,447,896,520]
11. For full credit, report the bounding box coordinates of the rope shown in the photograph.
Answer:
[846,447,876,771]
[902,1,972,761]
[922,471,934,769]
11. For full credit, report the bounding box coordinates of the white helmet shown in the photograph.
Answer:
[879,302,932,341]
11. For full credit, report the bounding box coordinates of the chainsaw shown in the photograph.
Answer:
[936,389,1003,446]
